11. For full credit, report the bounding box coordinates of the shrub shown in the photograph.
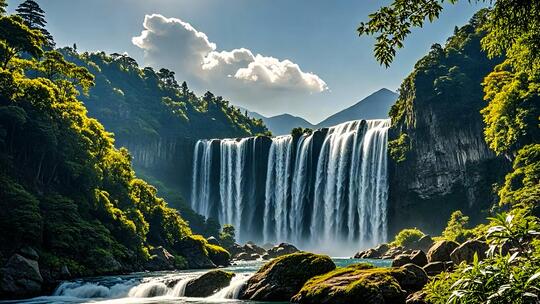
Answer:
[440,210,475,243]
[391,228,425,248]
[423,213,540,304]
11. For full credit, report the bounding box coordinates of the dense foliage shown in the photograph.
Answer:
[57,48,269,237]
[60,49,269,142]
[360,1,540,302]
[0,13,224,280]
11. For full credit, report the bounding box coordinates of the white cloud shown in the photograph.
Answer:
[132,14,216,75]
[132,14,328,109]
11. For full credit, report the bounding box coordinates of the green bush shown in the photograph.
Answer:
[439,210,475,243]
[423,213,540,304]
[391,228,425,248]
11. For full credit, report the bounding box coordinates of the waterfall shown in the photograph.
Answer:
[191,119,391,251]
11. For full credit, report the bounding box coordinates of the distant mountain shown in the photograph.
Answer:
[316,88,398,128]
[238,108,315,136]
[240,88,398,135]
[263,114,315,136]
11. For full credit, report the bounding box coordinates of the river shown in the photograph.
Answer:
[5,258,391,304]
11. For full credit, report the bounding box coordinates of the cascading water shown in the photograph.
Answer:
[191,119,391,252]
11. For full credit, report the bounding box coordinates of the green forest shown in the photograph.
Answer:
[0,1,242,296]
[0,0,538,303]
[359,0,540,303]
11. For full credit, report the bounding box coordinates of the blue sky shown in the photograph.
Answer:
[8,0,485,123]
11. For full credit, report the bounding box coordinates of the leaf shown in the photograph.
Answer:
[527,272,540,284]
[523,292,538,299]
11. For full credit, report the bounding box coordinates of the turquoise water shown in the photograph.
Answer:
[5,258,391,304]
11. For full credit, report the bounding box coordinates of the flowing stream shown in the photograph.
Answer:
[8,258,391,304]
[191,119,391,253]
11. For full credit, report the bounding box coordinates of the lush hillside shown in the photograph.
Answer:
[386,11,510,235]
[57,48,270,236]
[61,49,269,141]
[316,88,398,128]
[0,15,230,298]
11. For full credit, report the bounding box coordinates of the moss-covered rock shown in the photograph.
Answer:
[206,243,231,267]
[184,270,235,297]
[292,263,428,304]
[239,252,335,301]
[291,263,406,304]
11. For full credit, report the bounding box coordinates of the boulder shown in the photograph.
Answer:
[0,254,43,298]
[422,262,453,276]
[354,243,390,259]
[239,252,335,301]
[416,236,434,252]
[381,246,405,259]
[354,244,390,259]
[393,250,428,267]
[145,246,175,271]
[227,243,244,257]
[243,243,266,255]
[206,236,221,246]
[450,240,488,264]
[267,243,300,259]
[291,263,406,304]
[409,250,428,267]
[174,237,215,269]
[19,247,39,261]
[206,245,231,267]
[427,241,459,263]
[261,253,271,260]
[235,252,261,261]
[397,264,428,292]
[392,254,413,267]
[184,270,235,297]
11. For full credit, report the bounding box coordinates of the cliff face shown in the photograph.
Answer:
[387,14,510,236]
[387,96,509,236]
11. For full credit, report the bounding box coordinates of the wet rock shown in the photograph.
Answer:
[0,254,43,298]
[185,270,235,297]
[355,243,390,259]
[291,263,406,304]
[227,243,244,257]
[145,246,175,271]
[427,241,459,263]
[450,240,488,264]
[174,237,215,269]
[235,252,258,261]
[243,242,266,255]
[240,252,335,301]
[267,243,300,259]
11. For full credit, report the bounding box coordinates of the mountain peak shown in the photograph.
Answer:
[316,88,398,128]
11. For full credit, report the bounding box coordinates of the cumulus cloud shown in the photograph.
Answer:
[132,14,328,109]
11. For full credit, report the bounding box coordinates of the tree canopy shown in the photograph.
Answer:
[16,0,54,48]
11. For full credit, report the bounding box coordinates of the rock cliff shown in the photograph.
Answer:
[386,13,510,236]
